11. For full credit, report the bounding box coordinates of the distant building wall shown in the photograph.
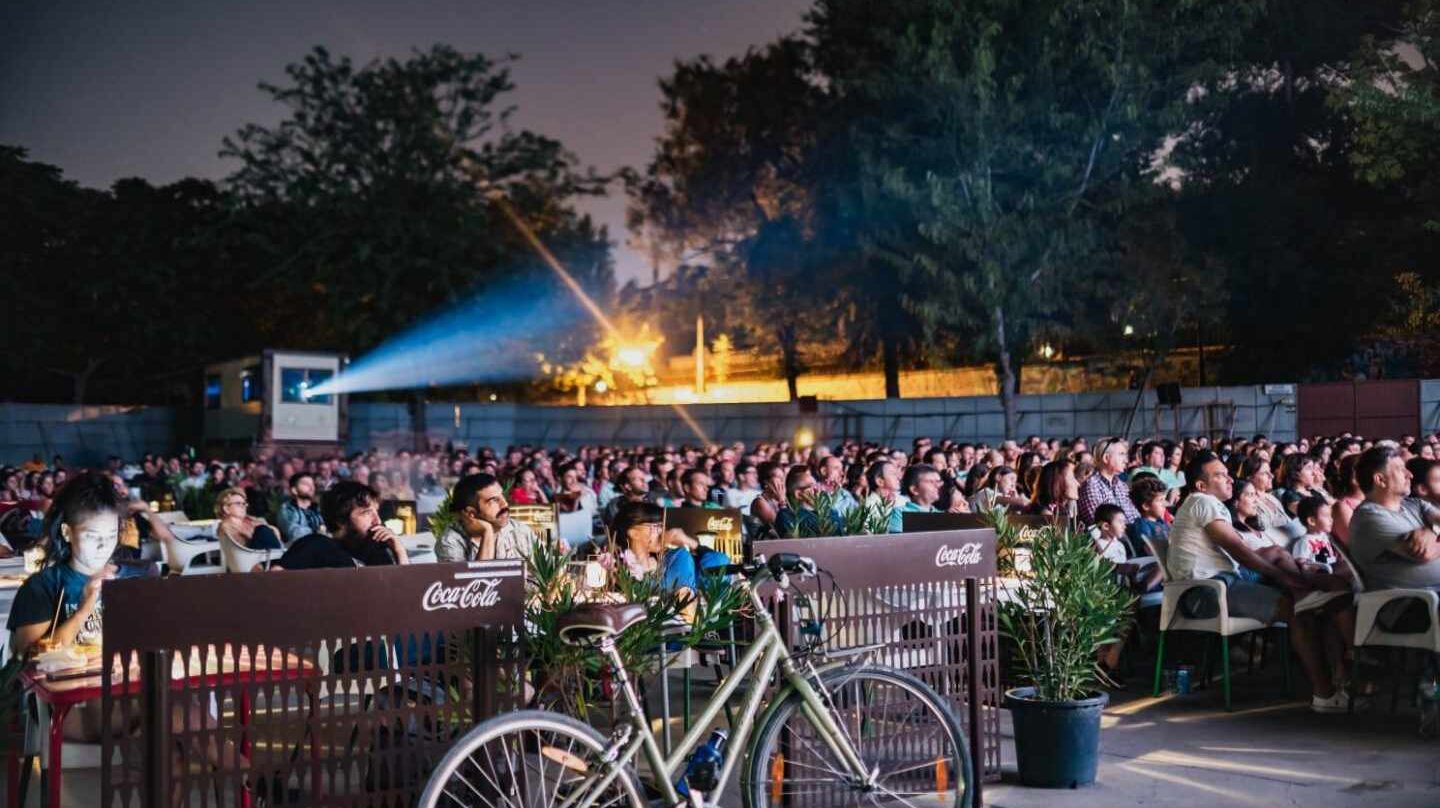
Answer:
[25,379,1440,464]
[0,404,176,466]
[347,384,1300,452]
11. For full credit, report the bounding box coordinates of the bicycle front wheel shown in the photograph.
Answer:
[418,709,645,808]
[744,665,972,808]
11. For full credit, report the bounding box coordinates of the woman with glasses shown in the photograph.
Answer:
[214,487,283,550]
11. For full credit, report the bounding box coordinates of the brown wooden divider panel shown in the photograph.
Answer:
[754,529,1001,795]
[101,561,524,807]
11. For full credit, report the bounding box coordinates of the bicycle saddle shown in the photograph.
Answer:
[557,603,649,644]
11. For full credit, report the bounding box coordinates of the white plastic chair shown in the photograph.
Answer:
[557,509,592,545]
[219,532,277,573]
[159,532,223,576]
[1328,541,1440,652]
[1145,535,1275,709]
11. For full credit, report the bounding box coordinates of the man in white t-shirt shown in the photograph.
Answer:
[1169,453,1357,713]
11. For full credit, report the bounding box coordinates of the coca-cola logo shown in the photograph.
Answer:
[423,578,503,612]
[705,516,735,533]
[934,543,984,568]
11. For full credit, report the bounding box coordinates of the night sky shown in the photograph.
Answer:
[0,0,812,284]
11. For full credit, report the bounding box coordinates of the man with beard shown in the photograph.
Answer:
[603,465,653,529]
[278,471,326,543]
[436,473,543,562]
[272,481,409,569]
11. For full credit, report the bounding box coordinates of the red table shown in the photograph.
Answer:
[8,646,317,808]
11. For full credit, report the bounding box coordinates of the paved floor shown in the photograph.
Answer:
[986,685,1440,808]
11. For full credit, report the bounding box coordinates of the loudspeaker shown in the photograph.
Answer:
[1156,382,1182,406]
[798,395,818,413]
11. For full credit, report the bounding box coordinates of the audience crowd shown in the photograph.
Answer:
[5,428,1440,715]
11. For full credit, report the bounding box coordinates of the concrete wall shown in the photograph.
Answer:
[346,384,1300,452]
[0,404,176,466]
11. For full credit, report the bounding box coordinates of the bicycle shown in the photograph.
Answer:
[419,552,973,808]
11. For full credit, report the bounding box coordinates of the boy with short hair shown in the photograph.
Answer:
[1127,477,1170,557]
[1095,503,1164,594]
[1293,497,1349,576]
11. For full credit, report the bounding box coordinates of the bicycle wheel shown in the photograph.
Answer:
[418,709,645,808]
[744,665,972,808]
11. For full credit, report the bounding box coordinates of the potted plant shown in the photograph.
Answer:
[999,523,1133,788]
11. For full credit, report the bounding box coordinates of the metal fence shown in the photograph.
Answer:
[100,561,525,807]
[754,528,1001,800]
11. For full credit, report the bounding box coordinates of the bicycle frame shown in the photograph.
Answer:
[558,574,871,808]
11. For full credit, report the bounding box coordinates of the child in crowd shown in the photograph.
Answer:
[1094,503,1164,594]
[1093,503,1162,681]
[1292,497,1352,579]
[1126,477,1170,558]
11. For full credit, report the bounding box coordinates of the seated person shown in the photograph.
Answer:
[611,501,728,609]
[776,466,840,535]
[436,472,546,562]
[7,473,157,739]
[277,471,326,544]
[1292,496,1349,575]
[1126,476,1170,558]
[214,487,282,551]
[1348,445,1440,592]
[899,464,944,514]
[1094,502,1162,593]
[1169,453,1356,713]
[271,481,408,570]
[969,466,1029,513]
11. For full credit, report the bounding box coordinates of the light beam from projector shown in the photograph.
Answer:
[483,190,714,447]
[305,278,584,397]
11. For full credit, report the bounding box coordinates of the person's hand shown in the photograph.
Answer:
[1404,527,1435,559]
[127,498,151,515]
[664,527,697,549]
[947,496,970,514]
[369,524,401,547]
[1306,572,1351,592]
[83,564,118,605]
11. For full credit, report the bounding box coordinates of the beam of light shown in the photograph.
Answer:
[1131,750,1358,786]
[485,190,713,446]
[305,276,586,397]
[1116,762,1270,806]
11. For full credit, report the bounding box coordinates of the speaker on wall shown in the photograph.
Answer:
[1156,382,1182,406]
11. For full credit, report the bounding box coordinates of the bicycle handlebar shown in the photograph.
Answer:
[727,553,816,581]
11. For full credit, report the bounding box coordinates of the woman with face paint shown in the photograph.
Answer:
[7,472,131,657]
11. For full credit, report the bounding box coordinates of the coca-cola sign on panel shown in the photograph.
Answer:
[423,577,505,612]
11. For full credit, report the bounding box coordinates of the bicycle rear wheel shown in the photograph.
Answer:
[418,710,645,808]
[744,665,972,808]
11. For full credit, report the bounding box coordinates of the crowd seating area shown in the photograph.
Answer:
[4,430,1440,718]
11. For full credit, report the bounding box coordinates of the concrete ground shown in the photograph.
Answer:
[985,684,1440,808]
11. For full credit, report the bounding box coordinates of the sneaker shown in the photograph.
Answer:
[1311,690,1352,713]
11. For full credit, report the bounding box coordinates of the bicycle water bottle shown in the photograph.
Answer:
[677,729,728,797]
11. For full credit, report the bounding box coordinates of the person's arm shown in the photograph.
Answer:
[277,503,304,543]
[370,524,409,565]
[14,569,110,653]
[133,500,178,545]
[1202,519,1309,589]
[1076,477,1100,525]
[1399,526,1440,562]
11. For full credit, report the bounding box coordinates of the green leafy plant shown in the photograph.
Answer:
[998,524,1133,702]
[426,488,457,540]
[521,537,746,718]
[781,489,893,538]
[980,505,1028,578]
